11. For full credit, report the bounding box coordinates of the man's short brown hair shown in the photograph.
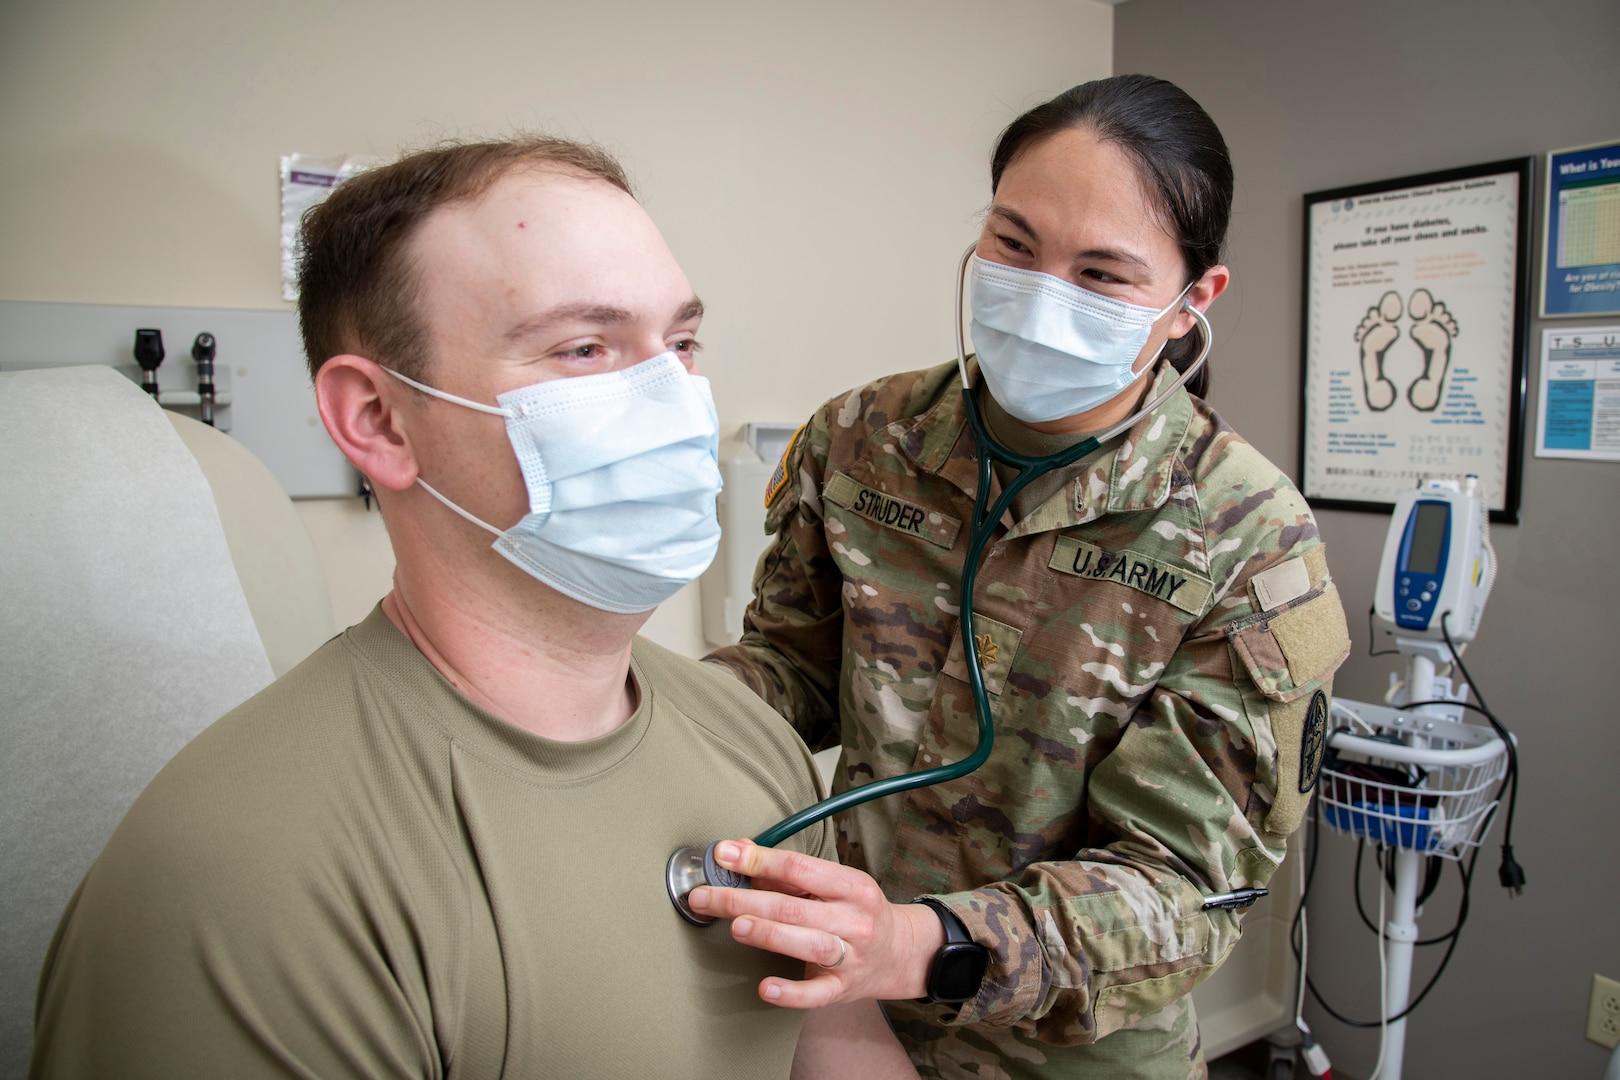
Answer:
[296,136,634,381]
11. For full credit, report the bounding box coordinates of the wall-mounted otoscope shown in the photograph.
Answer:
[133,329,164,397]
[192,333,217,426]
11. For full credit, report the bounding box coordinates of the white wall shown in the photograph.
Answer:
[0,0,1116,648]
[1116,2,1620,1076]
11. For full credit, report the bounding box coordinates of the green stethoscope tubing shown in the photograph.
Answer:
[750,246,1212,851]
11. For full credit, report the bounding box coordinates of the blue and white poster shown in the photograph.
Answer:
[1536,326,1620,461]
[1303,161,1530,518]
[1543,141,1620,318]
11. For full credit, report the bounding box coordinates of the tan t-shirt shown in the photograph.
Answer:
[32,608,835,1079]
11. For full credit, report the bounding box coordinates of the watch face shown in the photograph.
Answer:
[931,942,989,1004]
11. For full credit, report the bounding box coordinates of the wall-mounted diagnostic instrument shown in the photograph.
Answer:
[191,332,218,427]
[133,329,165,397]
[0,301,355,498]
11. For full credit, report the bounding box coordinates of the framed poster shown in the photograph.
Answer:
[1535,325,1620,461]
[1300,158,1532,523]
[1542,139,1620,318]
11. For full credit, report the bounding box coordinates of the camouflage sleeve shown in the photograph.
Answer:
[703,411,846,751]
[936,469,1350,1043]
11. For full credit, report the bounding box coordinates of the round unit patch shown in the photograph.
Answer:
[1299,690,1328,793]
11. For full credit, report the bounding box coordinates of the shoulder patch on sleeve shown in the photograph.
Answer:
[764,423,807,509]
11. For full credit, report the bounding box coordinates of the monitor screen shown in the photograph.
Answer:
[1406,503,1448,576]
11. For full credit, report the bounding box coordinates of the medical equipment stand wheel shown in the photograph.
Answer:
[1263,1026,1299,1080]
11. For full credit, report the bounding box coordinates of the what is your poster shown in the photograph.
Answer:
[1542,140,1620,318]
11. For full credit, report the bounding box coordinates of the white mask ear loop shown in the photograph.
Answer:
[378,367,516,538]
[414,477,507,539]
[382,366,516,418]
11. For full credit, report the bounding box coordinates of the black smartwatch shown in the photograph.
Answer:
[913,898,989,1005]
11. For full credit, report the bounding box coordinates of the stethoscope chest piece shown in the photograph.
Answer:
[666,841,751,926]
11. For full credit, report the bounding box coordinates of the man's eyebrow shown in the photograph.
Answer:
[504,303,634,342]
[674,296,704,323]
[988,205,1152,274]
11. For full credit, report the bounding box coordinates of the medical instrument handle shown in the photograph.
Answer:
[752,387,1100,849]
[192,332,217,427]
[133,328,165,397]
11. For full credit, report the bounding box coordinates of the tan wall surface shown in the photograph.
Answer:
[0,0,1115,649]
[1116,2,1620,1076]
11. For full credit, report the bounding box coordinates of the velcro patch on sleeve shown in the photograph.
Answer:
[1228,580,1351,702]
[1048,536,1213,615]
[822,472,960,548]
[764,423,807,509]
[1262,688,1329,837]
[1252,556,1311,611]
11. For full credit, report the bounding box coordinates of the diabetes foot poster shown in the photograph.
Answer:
[1302,158,1531,521]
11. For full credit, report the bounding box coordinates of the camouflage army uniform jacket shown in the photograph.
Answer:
[706,360,1349,1078]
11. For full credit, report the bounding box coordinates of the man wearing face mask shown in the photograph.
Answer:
[700,77,1349,1079]
[30,137,917,1079]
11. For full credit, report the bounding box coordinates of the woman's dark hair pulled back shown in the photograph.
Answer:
[991,75,1232,398]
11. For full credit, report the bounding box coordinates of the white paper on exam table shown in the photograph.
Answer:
[0,366,276,1077]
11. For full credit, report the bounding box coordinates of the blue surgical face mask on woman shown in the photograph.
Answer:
[385,351,722,614]
[968,255,1193,424]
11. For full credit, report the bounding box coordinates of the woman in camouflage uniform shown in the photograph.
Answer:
[691,75,1350,1080]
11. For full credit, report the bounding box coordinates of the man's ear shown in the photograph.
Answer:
[314,355,419,492]
[1169,264,1231,340]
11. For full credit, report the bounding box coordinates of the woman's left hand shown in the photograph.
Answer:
[685,839,945,1008]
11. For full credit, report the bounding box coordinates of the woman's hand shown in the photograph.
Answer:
[685,839,945,1008]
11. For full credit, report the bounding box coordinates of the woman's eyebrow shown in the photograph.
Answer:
[1073,246,1151,275]
[989,206,1152,274]
[989,205,1039,240]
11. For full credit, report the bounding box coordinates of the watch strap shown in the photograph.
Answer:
[913,897,988,1005]
[915,897,971,945]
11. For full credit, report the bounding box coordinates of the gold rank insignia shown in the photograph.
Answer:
[975,634,999,669]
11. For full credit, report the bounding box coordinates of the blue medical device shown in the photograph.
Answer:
[1373,478,1493,650]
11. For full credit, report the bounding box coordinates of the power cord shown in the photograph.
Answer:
[1440,613,1524,895]
[1291,800,1470,1027]
[1365,605,1401,657]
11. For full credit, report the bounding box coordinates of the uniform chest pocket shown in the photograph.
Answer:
[939,614,1023,697]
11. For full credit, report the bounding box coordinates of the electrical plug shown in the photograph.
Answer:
[1300,1034,1332,1077]
[1498,844,1526,896]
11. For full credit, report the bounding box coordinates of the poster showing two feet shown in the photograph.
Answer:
[1303,164,1525,513]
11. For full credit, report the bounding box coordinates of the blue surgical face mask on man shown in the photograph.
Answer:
[386,352,722,614]
[968,255,1193,424]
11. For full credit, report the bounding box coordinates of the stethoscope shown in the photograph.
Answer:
[667,244,1215,925]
